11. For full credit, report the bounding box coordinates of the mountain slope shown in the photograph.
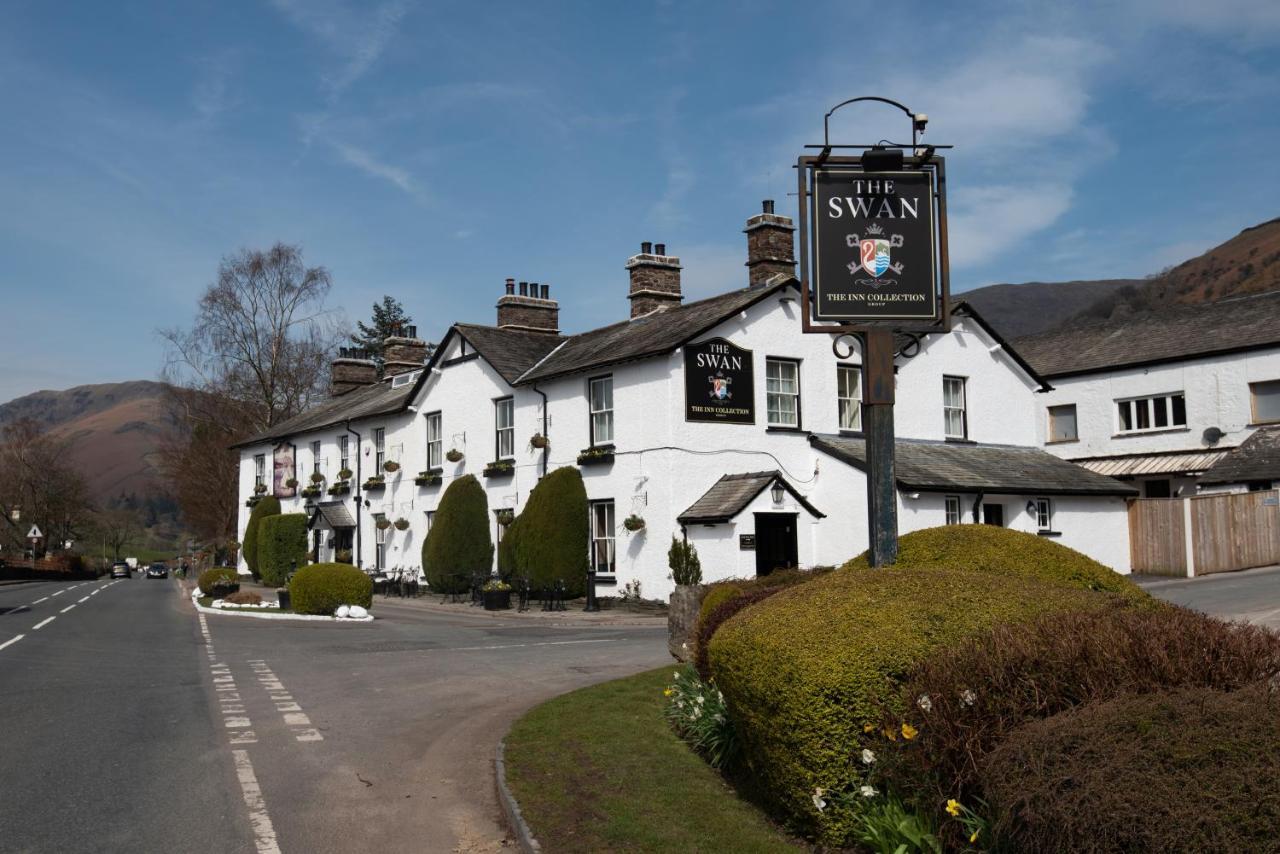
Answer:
[960,279,1140,339]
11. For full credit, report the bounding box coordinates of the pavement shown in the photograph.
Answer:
[0,574,669,853]
[1137,563,1280,631]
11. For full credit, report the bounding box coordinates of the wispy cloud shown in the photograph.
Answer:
[270,0,414,98]
[330,140,420,198]
[191,49,240,125]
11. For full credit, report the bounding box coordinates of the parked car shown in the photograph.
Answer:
[146,563,168,579]
[110,562,131,579]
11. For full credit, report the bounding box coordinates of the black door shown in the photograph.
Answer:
[754,513,798,576]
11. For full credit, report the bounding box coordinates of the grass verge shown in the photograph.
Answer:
[503,667,803,853]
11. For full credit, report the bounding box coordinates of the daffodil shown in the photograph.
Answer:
[901,722,918,740]
[861,748,876,765]
[945,799,962,817]
[864,722,877,733]
[917,694,933,713]
[663,688,674,697]
[970,831,980,843]
[960,688,977,707]
[860,785,878,798]
[812,788,827,813]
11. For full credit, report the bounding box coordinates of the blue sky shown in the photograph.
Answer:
[1,0,1277,403]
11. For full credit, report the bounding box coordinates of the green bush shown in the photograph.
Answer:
[696,567,834,645]
[514,466,588,597]
[242,495,281,580]
[980,685,1280,853]
[257,513,309,587]
[707,567,1126,846]
[668,537,702,586]
[841,524,1147,603]
[422,474,493,594]
[198,567,239,596]
[289,562,373,615]
[498,514,521,578]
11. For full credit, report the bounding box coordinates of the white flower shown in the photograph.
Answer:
[812,788,827,813]
[860,785,878,798]
[692,707,702,719]
[673,671,680,680]
[960,688,977,707]
[696,695,705,705]
[861,748,876,765]
[917,694,933,713]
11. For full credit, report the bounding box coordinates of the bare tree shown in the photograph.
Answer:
[0,419,93,557]
[92,507,143,561]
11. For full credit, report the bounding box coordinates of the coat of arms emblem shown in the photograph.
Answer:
[709,373,732,400]
[846,223,905,283]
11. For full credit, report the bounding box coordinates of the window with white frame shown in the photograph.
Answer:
[374,428,386,470]
[425,510,436,533]
[838,364,862,431]
[943,375,968,439]
[494,397,514,459]
[590,500,615,574]
[253,454,266,488]
[1115,392,1186,434]
[1034,497,1052,531]
[945,495,961,525]
[1250,380,1280,424]
[766,358,800,427]
[589,376,613,445]
[425,412,442,468]
[1047,404,1078,442]
[311,440,322,474]
[338,435,350,474]
[373,513,387,570]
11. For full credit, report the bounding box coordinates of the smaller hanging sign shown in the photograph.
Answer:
[684,337,755,424]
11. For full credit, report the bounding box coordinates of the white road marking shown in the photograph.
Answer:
[51,590,65,597]
[231,749,281,854]
[32,617,55,630]
[0,634,24,652]
[32,597,48,604]
[251,660,324,742]
[60,604,76,614]
[450,638,617,652]
[77,596,90,603]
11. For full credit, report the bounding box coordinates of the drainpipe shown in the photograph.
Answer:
[971,493,984,524]
[347,421,363,569]
[532,383,549,478]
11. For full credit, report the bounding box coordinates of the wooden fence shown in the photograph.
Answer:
[1129,489,1280,576]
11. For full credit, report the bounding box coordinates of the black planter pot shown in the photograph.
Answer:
[277,589,291,611]
[482,589,512,611]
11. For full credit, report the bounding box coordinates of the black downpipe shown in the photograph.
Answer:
[971,492,984,524]
[347,421,363,569]
[533,383,549,478]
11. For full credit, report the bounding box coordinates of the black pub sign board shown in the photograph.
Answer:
[812,167,938,322]
[684,337,755,423]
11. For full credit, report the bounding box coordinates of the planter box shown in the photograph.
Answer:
[363,479,386,491]
[415,468,443,487]
[483,461,515,478]
[277,589,291,611]
[483,589,512,610]
[577,445,616,467]
[328,484,351,496]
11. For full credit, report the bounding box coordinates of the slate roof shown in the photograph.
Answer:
[231,380,415,449]
[811,434,1139,496]
[450,324,565,385]
[1198,426,1280,486]
[518,280,793,383]
[1012,290,1280,378]
[309,502,355,530]
[677,470,825,525]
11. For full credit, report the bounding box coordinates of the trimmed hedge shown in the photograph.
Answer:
[258,513,309,588]
[514,466,588,597]
[242,495,281,579]
[981,685,1280,853]
[198,567,239,596]
[289,562,373,615]
[497,514,521,578]
[422,474,493,594]
[841,524,1147,603]
[707,567,1126,846]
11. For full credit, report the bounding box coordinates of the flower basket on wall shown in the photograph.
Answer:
[576,445,616,467]
[376,517,392,531]
[338,468,354,481]
[393,517,410,531]
[363,476,386,491]
[446,448,464,463]
[415,469,442,487]
[529,434,549,449]
[328,482,350,497]
[285,478,298,489]
[623,514,646,532]
[254,483,268,495]
[300,485,322,499]
[383,460,400,473]
[483,460,515,478]
[310,472,325,485]
[496,508,515,526]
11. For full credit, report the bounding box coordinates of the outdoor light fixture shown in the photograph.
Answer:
[861,144,904,172]
[770,481,785,504]
[1026,500,1038,515]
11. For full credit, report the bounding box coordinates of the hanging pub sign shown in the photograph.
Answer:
[799,153,949,331]
[273,442,297,498]
[684,337,755,424]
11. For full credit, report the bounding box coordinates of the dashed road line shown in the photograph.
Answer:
[249,659,324,742]
[51,590,66,597]
[31,597,48,604]
[59,604,76,614]
[77,596,90,604]
[0,634,25,652]
[231,749,281,854]
[32,617,55,630]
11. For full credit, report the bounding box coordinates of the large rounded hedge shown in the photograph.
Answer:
[980,685,1280,853]
[288,562,372,615]
[841,524,1147,603]
[258,513,309,587]
[514,466,588,597]
[707,567,1128,845]
[422,475,493,594]
[242,495,281,580]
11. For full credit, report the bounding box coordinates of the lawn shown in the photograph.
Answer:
[503,667,803,853]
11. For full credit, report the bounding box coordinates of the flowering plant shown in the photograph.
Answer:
[662,665,737,769]
[482,578,512,592]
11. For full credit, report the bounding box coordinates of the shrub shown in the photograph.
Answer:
[422,474,493,594]
[668,537,701,585]
[707,567,1126,846]
[694,586,780,682]
[497,514,521,578]
[875,604,1280,814]
[514,467,588,597]
[224,590,263,605]
[257,513,309,588]
[242,495,281,579]
[289,562,373,615]
[841,524,1147,603]
[198,567,238,596]
[980,685,1280,853]
[695,567,834,650]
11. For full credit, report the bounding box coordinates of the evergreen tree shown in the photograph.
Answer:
[422,475,493,593]
[242,495,281,580]
[350,296,416,377]
[514,467,589,596]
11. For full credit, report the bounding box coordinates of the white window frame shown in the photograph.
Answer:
[766,358,801,428]
[589,376,614,446]
[590,499,616,575]
[1034,497,1052,532]
[943,375,968,439]
[1115,392,1186,435]
[374,428,386,471]
[944,495,961,525]
[838,364,862,432]
[338,435,350,474]
[1047,404,1078,443]
[373,513,387,570]
[1250,379,1280,424]
[495,397,515,459]
[253,454,266,488]
[425,412,442,469]
[425,510,436,532]
[311,440,322,474]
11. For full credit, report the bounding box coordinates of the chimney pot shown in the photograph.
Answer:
[641,241,653,254]
[519,281,528,296]
[763,199,774,214]
[655,243,666,255]
[505,278,515,294]
[541,284,549,299]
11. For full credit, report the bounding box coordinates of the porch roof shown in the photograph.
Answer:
[309,501,355,530]
[677,470,824,525]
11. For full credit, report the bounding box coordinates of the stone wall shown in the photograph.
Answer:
[667,583,706,661]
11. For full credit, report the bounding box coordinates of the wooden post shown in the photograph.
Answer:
[862,330,898,567]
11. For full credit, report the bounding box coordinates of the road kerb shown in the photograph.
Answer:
[495,738,541,854]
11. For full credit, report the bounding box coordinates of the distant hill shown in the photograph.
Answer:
[0,380,180,506]
[960,279,1140,339]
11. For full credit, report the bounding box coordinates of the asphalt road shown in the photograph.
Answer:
[0,578,669,853]
[1141,564,1280,630]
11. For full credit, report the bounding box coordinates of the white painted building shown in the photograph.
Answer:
[235,204,1136,598]
[1015,291,1280,496]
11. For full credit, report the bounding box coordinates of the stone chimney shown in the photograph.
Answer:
[626,242,682,318]
[383,325,429,377]
[331,348,377,397]
[496,278,560,334]
[744,200,796,286]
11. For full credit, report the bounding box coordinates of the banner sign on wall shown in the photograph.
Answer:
[273,443,296,498]
[684,337,755,424]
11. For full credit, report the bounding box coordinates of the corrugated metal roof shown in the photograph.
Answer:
[1074,449,1234,478]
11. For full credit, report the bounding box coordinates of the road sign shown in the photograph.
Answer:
[27,525,43,540]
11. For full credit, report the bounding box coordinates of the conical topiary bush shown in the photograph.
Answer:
[422,474,493,594]
[514,466,588,597]
[242,495,281,580]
